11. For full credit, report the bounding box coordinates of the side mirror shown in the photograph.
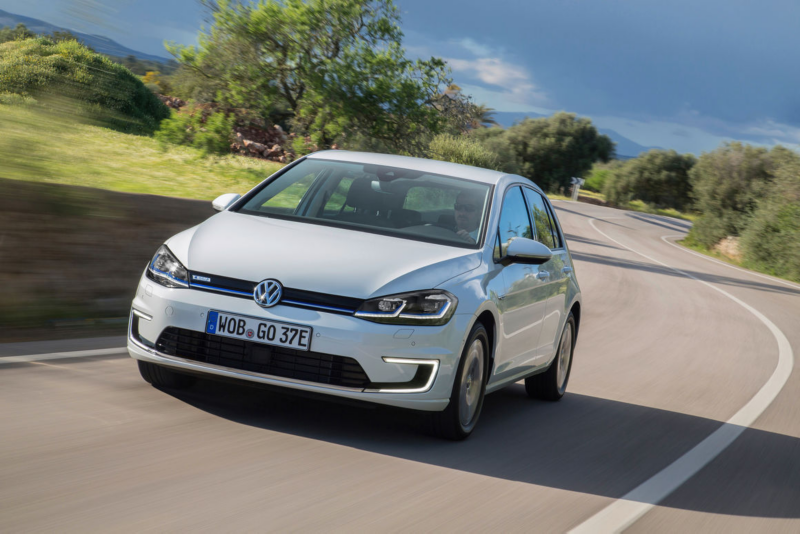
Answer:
[505,237,552,265]
[212,193,241,212]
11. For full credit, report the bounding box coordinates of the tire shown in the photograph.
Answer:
[430,323,489,440]
[137,360,196,389]
[525,312,576,401]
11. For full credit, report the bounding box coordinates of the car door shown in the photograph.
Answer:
[493,186,549,378]
[523,188,570,362]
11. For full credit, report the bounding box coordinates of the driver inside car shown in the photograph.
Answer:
[454,191,482,243]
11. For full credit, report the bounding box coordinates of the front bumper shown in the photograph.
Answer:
[128,273,474,411]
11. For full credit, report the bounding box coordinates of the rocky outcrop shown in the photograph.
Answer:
[157,94,186,110]
[714,236,742,261]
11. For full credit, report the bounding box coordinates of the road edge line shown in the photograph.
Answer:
[660,235,800,291]
[0,347,128,365]
[569,219,794,533]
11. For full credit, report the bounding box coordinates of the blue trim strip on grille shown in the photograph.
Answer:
[189,283,253,297]
[282,299,355,314]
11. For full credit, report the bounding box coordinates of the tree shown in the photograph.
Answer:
[471,104,499,129]
[740,150,800,282]
[688,142,776,247]
[503,112,615,191]
[168,0,451,154]
[603,149,696,210]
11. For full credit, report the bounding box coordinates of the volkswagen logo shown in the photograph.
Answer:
[254,279,283,308]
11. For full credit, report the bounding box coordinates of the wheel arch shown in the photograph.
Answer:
[472,307,498,384]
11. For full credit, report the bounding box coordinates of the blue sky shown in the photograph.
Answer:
[3,0,799,154]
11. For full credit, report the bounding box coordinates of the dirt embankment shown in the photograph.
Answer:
[0,179,214,342]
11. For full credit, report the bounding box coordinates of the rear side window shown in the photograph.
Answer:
[497,186,532,256]
[523,188,560,249]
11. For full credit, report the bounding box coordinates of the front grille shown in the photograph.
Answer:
[156,327,370,389]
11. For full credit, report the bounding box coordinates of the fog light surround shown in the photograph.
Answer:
[365,357,440,393]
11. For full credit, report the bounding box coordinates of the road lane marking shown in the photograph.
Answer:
[661,235,800,291]
[570,219,794,534]
[0,347,127,365]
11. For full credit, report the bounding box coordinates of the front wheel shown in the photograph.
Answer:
[138,360,196,389]
[429,323,488,440]
[525,312,576,401]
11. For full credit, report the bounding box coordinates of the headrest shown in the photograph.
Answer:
[346,177,399,211]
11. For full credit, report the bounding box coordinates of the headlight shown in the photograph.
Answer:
[146,245,189,288]
[355,290,457,325]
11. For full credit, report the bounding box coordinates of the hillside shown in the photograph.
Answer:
[0,105,283,200]
[0,8,170,63]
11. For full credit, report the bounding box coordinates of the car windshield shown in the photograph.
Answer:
[236,158,493,248]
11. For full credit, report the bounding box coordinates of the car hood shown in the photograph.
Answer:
[168,212,482,299]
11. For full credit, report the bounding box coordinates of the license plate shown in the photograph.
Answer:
[205,310,312,351]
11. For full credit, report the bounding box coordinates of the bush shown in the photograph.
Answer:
[687,142,776,247]
[0,37,169,132]
[0,92,37,106]
[583,161,623,192]
[428,134,502,170]
[155,107,235,156]
[470,127,520,174]
[739,153,800,282]
[603,150,695,210]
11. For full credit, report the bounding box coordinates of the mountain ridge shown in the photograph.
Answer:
[0,9,171,63]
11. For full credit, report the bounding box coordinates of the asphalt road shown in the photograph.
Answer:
[2,201,799,532]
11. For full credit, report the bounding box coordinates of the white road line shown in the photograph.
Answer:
[570,219,794,534]
[0,347,127,365]
[661,235,800,291]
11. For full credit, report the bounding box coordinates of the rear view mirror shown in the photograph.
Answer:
[505,237,552,265]
[212,193,241,212]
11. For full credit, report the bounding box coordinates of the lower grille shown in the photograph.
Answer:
[156,327,370,389]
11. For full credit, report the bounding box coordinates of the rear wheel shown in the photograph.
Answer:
[525,313,576,401]
[137,360,196,389]
[430,323,488,440]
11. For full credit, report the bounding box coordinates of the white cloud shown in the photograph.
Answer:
[457,38,492,57]
[446,56,549,107]
[743,119,800,144]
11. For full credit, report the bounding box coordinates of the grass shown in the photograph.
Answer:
[552,188,697,222]
[626,200,697,222]
[0,104,284,200]
[677,233,742,266]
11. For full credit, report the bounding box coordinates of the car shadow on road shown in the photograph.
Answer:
[164,379,800,519]
[564,233,623,250]
[572,251,800,297]
[625,212,692,233]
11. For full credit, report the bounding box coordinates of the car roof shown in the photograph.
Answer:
[307,150,511,185]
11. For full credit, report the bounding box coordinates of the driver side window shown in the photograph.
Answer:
[496,186,532,257]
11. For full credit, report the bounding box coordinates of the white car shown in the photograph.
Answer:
[128,151,582,439]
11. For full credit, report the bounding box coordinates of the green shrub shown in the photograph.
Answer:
[155,107,235,156]
[739,153,800,282]
[583,161,622,192]
[0,37,169,132]
[428,133,502,170]
[687,142,777,247]
[470,127,520,174]
[603,149,695,210]
[0,92,37,106]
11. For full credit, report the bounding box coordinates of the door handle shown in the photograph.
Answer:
[536,271,550,280]
[561,266,573,275]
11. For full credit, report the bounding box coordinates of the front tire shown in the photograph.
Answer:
[525,312,576,401]
[137,360,196,389]
[430,323,488,440]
